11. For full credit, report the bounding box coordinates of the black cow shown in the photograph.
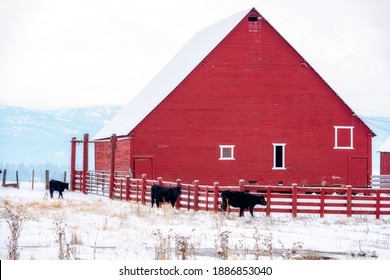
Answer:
[49,179,69,198]
[151,185,181,208]
[221,190,266,217]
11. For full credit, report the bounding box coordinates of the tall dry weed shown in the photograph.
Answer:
[54,221,78,260]
[70,231,82,245]
[253,228,273,260]
[5,204,27,260]
[175,229,196,260]
[215,230,230,260]
[212,212,226,231]
[279,240,304,259]
[153,229,173,260]
[234,232,249,259]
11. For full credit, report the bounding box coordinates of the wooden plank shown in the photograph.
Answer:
[371,175,390,178]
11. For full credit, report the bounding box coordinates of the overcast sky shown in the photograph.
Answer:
[0,0,389,116]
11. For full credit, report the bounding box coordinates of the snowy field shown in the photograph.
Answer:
[1,182,390,261]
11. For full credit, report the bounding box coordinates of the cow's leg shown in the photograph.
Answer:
[59,192,63,199]
[249,206,255,217]
[222,197,228,212]
[50,190,53,198]
[151,191,155,208]
[239,207,245,217]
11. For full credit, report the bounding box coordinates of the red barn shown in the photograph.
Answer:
[93,8,375,187]
[378,137,390,175]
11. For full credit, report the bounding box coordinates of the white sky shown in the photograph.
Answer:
[0,0,389,116]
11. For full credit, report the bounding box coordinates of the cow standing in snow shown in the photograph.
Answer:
[49,180,69,199]
[151,185,181,208]
[221,190,266,217]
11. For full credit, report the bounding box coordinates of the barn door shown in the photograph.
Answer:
[349,156,369,187]
[134,157,154,179]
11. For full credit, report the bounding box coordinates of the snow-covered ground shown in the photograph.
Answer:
[1,183,390,261]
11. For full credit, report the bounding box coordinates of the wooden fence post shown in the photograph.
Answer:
[2,169,6,186]
[266,186,271,217]
[194,180,199,211]
[15,171,19,188]
[70,137,77,191]
[126,176,131,201]
[135,179,140,203]
[109,134,117,199]
[213,182,219,212]
[141,174,147,205]
[205,186,209,211]
[32,170,35,190]
[119,179,123,200]
[176,179,182,210]
[376,189,381,219]
[102,172,106,196]
[292,184,298,218]
[45,170,50,190]
[320,188,325,218]
[239,179,245,192]
[82,133,89,194]
[346,185,352,217]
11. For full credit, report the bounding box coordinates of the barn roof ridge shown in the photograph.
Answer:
[93,7,253,140]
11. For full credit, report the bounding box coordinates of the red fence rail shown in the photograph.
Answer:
[71,171,390,219]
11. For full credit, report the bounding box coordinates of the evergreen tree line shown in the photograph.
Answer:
[0,162,69,183]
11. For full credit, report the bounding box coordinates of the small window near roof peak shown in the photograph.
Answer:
[248,16,258,22]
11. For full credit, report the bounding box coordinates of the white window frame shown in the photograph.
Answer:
[219,145,235,160]
[334,126,354,149]
[272,143,286,170]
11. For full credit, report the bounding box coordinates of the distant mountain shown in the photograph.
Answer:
[0,105,121,181]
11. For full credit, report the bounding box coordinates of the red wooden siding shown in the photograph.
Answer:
[95,139,131,172]
[380,153,390,175]
[94,9,373,186]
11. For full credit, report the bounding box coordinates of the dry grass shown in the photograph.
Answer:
[300,251,329,260]
[2,187,388,260]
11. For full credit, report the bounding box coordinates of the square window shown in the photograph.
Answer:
[334,126,354,149]
[219,145,235,160]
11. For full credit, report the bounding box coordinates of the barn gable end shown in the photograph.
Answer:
[93,8,252,140]
[93,8,374,186]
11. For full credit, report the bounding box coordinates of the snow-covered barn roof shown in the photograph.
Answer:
[93,8,252,140]
[378,137,390,153]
